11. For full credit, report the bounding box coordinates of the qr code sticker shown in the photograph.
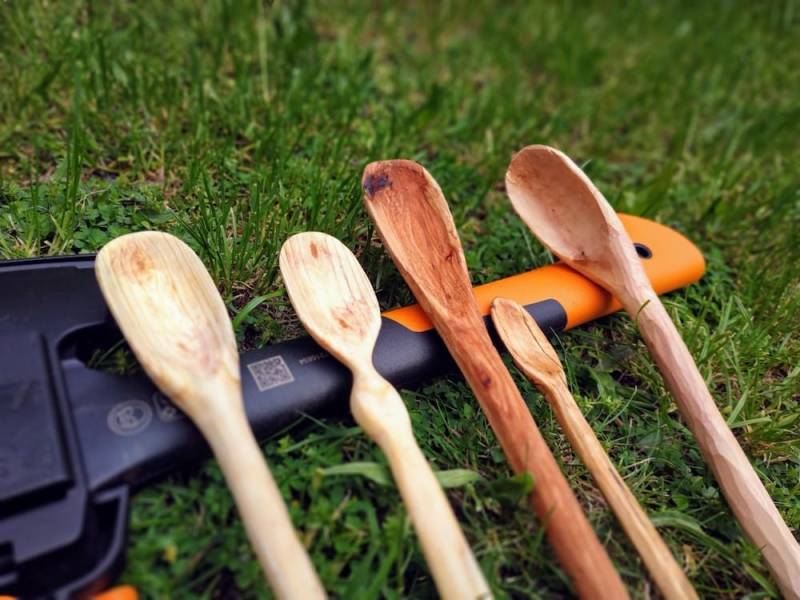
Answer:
[247,355,295,392]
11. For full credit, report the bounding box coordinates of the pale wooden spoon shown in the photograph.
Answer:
[506,144,800,599]
[280,232,491,600]
[491,297,697,600]
[362,160,629,600]
[95,231,325,600]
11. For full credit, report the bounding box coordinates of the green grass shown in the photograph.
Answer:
[1,0,798,597]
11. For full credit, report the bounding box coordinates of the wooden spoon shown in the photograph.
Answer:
[280,232,491,600]
[363,160,629,600]
[95,232,325,600]
[491,297,697,600]
[506,145,800,599]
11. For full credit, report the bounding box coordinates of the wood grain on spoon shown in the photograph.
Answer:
[280,232,491,600]
[362,160,628,600]
[491,297,697,600]
[506,145,800,599]
[95,232,325,600]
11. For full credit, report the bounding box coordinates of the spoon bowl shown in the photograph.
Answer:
[362,160,472,316]
[506,145,648,304]
[280,232,381,365]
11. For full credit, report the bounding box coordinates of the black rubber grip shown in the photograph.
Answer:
[67,300,567,492]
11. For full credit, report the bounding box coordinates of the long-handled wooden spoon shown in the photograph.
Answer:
[95,232,325,600]
[491,297,697,600]
[506,145,800,599]
[280,232,491,600]
[362,160,629,600]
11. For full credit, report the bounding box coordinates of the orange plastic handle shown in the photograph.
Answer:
[95,585,139,600]
[384,214,705,332]
[1,586,137,600]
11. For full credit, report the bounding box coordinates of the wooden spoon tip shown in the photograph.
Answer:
[362,159,430,201]
[491,296,564,386]
[362,170,392,200]
[490,297,516,312]
[280,231,332,261]
[97,231,195,285]
[507,144,573,181]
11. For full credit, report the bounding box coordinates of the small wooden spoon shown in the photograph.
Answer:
[95,232,325,600]
[506,145,800,599]
[491,297,697,600]
[363,160,628,600]
[280,232,491,600]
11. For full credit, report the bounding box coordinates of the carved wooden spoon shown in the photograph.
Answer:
[280,232,491,600]
[96,232,325,599]
[363,160,628,600]
[506,145,800,599]
[491,297,697,600]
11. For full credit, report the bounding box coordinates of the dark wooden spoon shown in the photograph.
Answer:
[363,160,628,600]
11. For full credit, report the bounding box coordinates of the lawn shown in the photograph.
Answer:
[1,1,798,598]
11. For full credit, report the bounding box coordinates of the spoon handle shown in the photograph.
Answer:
[630,292,800,599]
[201,389,326,600]
[542,378,697,599]
[351,371,492,600]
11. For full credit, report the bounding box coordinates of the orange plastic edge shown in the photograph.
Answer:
[383,214,706,332]
[1,587,138,600]
[94,585,139,600]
